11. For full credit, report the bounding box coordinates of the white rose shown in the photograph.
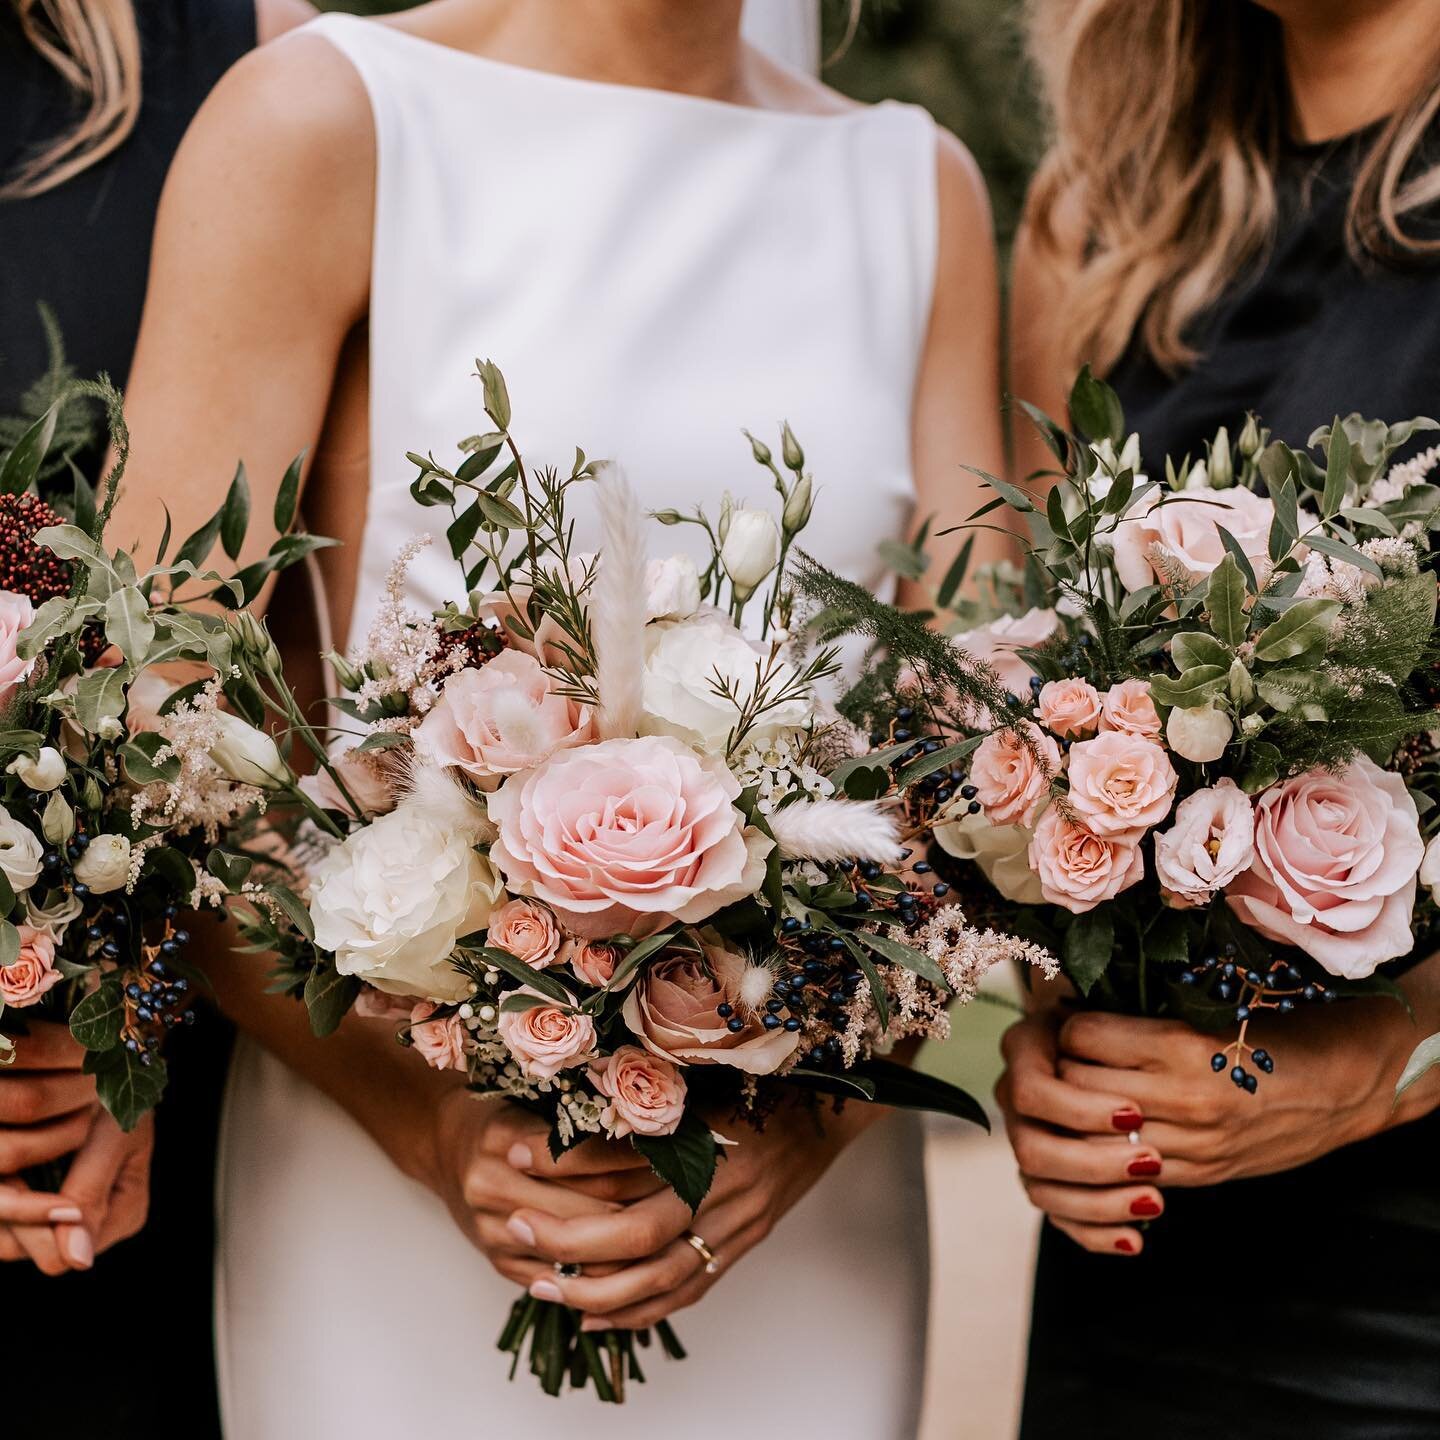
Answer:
[309,801,505,1002]
[1166,705,1233,763]
[0,804,44,891]
[1420,832,1440,906]
[73,834,132,894]
[933,808,1045,905]
[640,616,808,754]
[208,711,290,789]
[644,555,702,622]
[7,746,66,792]
[720,508,780,598]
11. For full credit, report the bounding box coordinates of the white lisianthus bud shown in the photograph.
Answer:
[720,508,780,600]
[208,711,291,789]
[231,610,280,670]
[1227,659,1255,707]
[781,473,814,538]
[780,422,804,474]
[7,746,66,792]
[41,791,75,844]
[1208,427,1234,488]
[747,434,773,468]
[1166,704,1234,763]
[325,651,365,692]
[1183,459,1210,491]
[1117,432,1143,475]
[652,509,684,526]
[74,833,132,894]
[1419,832,1440,905]
[1238,413,1262,458]
[717,492,735,544]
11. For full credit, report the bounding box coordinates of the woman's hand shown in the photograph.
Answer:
[503,1099,876,1331]
[0,1021,101,1174]
[1,1110,155,1274]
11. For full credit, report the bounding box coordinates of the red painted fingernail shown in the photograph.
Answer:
[1114,1237,1137,1254]
[1111,1107,1143,1132]
[1130,1196,1162,1218]
[1127,1156,1162,1178]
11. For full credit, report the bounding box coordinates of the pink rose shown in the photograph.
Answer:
[353,986,412,1021]
[414,650,593,789]
[622,934,799,1075]
[1029,807,1144,914]
[953,608,1058,697]
[408,1001,470,1072]
[487,734,771,939]
[298,750,399,819]
[1099,679,1162,740]
[1154,778,1255,907]
[588,1044,687,1138]
[487,898,562,970]
[496,987,597,1079]
[1227,756,1423,978]
[970,723,1060,827]
[566,940,622,988]
[1112,487,1274,592]
[0,590,36,707]
[1035,678,1102,739]
[1066,731,1177,840]
[0,924,61,1007]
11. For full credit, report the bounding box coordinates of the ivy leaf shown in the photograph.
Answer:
[85,1046,168,1132]
[1064,910,1114,996]
[70,981,126,1050]
[304,962,361,1038]
[1207,554,1247,646]
[632,1110,718,1213]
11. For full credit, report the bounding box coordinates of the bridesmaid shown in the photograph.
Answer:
[1,1,308,1435]
[1002,2,1440,1436]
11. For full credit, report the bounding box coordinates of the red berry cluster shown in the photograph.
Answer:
[437,620,507,671]
[0,493,73,604]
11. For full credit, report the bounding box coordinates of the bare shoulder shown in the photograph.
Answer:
[255,0,316,44]
[934,128,995,262]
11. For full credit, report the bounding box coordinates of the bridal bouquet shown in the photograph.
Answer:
[224,362,1055,1401]
[911,368,1440,1093]
[0,386,330,1129]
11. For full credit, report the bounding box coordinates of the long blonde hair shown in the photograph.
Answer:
[3,0,142,199]
[1025,0,1440,377]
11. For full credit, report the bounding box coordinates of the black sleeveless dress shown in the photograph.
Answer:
[1020,134,1440,1439]
[1,6,254,1436]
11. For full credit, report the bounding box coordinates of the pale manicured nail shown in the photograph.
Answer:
[506,1215,537,1248]
[64,1228,94,1270]
[48,1206,84,1225]
[580,1317,609,1332]
[506,1142,533,1171]
[529,1279,564,1303]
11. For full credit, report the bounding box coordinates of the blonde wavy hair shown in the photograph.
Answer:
[3,0,142,199]
[1024,0,1440,376]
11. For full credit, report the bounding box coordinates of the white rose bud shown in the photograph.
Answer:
[7,746,66,792]
[41,791,75,844]
[208,711,291,789]
[97,716,124,741]
[1419,833,1440,905]
[74,833,132,894]
[1166,704,1234,763]
[720,508,780,601]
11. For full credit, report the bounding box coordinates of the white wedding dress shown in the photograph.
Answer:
[216,9,941,1437]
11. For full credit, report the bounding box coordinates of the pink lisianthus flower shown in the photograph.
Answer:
[1226,756,1423,978]
[953,608,1058,697]
[1153,778,1255,907]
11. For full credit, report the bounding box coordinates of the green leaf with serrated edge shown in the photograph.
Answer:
[274,451,305,532]
[1171,631,1232,671]
[207,848,253,892]
[103,585,155,662]
[895,736,983,790]
[304,963,361,1038]
[1252,598,1342,662]
[1322,418,1350,518]
[1068,364,1125,445]
[70,982,126,1050]
[0,400,60,496]
[855,929,947,987]
[1397,1032,1440,1099]
[603,929,681,992]
[1064,909,1114,996]
[478,945,572,1003]
[1148,665,1228,709]
[268,883,315,941]
[1207,554,1247,646]
[632,1110,718,1212]
[85,1046,167,1131]
[0,920,19,968]
[1143,910,1190,968]
[219,461,251,561]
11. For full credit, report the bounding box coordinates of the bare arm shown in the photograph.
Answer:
[903,131,1011,609]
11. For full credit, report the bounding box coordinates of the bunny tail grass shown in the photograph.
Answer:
[766,797,904,865]
[592,464,649,739]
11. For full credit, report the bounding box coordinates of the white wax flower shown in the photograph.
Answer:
[1166,705,1233,763]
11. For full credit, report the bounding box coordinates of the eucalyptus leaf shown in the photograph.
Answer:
[1396,1032,1440,1099]
[219,461,251,562]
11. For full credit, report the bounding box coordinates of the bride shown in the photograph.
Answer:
[112,0,1004,1433]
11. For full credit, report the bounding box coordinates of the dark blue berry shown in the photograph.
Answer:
[1211,1053,1227,1073]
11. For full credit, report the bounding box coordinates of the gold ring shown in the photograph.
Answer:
[685,1231,720,1275]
